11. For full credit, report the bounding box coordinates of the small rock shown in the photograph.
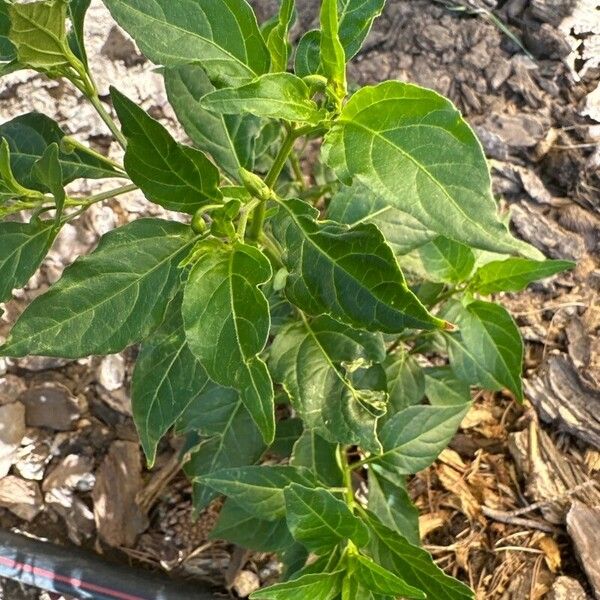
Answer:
[231,570,261,598]
[20,385,81,431]
[0,476,43,521]
[97,354,125,391]
[14,438,51,481]
[0,375,26,405]
[485,113,547,149]
[0,402,26,478]
[546,576,588,600]
[16,356,71,372]
[42,454,95,492]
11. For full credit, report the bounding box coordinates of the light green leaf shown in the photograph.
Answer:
[33,143,65,220]
[102,0,270,86]
[424,366,471,407]
[210,498,294,552]
[1,219,192,358]
[384,352,425,414]
[201,73,326,124]
[327,183,436,255]
[111,87,221,214]
[445,300,524,401]
[0,220,56,304]
[267,0,295,72]
[0,3,16,63]
[204,465,315,520]
[294,29,320,78]
[0,113,120,189]
[284,484,369,554]
[163,64,261,181]
[67,0,91,64]
[251,571,344,600]
[0,139,43,203]
[323,81,542,257]
[417,236,475,283]
[320,0,346,100]
[338,0,386,59]
[470,257,575,295]
[183,241,275,443]
[291,429,343,487]
[366,512,474,600]
[270,315,386,452]
[272,198,444,333]
[375,403,469,475]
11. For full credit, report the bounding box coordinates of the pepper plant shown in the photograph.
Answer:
[0,0,574,598]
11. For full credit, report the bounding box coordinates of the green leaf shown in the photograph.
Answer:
[0,113,120,188]
[384,352,425,414]
[163,64,261,181]
[110,87,221,214]
[417,236,475,283]
[0,220,56,304]
[272,198,444,333]
[131,298,221,466]
[338,0,386,60]
[320,0,346,99]
[204,465,315,520]
[424,366,471,407]
[291,429,343,487]
[33,143,65,220]
[323,81,542,257]
[270,315,386,452]
[284,484,369,554]
[8,0,74,72]
[1,219,192,358]
[267,0,295,72]
[67,0,91,64]
[375,403,469,475]
[271,418,303,457]
[0,2,16,63]
[445,300,524,401]
[366,512,474,600]
[183,241,275,443]
[294,29,320,78]
[470,257,575,295]
[327,183,436,255]
[251,571,344,600]
[368,469,419,545]
[102,0,270,86]
[0,139,43,202]
[201,73,326,124]
[350,552,425,599]
[210,498,294,552]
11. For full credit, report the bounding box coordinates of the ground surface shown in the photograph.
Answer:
[0,0,599,598]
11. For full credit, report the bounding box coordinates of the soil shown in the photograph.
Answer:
[0,1,598,599]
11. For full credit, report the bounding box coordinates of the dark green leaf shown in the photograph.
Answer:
[163,64,261,181]
[366,512,474,600]
[0,220,55,304]
[201,73,326,124]
[417,236,475,283]
[251,571,344,600]
[284,484,369,554]
[1,219,192,358]
[210,498,294,552]
[470,257,575,295]
[266,0,295,72]
[424,366,471,407]
[0,113,120,188]
[33,143,65,220]
[323,81,542,257]
[445,300,524,401]
[183,241,275,443]
[68,0,91,64]
[294,29,320,78]
[338,0,386,60]
[320,0,346,99]
[204,465,315,520]
[102,0,270,86]
[384,352,425,414]
[271,418,303,457]
[272,198,444,333]
[270,315,386,452]
[111,87,221,214]
[0,3,16,63]
[291,429,343,487]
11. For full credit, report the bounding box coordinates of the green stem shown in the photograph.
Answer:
[63,136,126,174]
[290,152,306,190]
[339,446,356,510]
[87,93,128,150]
[62,183,138,223]
[236,198,260,239]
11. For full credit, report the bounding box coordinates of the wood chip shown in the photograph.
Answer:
[567,502,600,599]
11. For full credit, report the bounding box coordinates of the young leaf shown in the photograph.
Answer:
[266,0,295,72]
[111,87,222,214]
[375,403,470,475]
[384,352,425,414]
[319,0,346,100]
[417,236,475,283]
[327,183,436,255]
[445,300,524,401]
[365,512,474,600]
[470,257,575,295]
[424,366,471,407]
[272,198,445,333]
[0,139,43,202]
[1,219,193,358]
[291,429,343,487]
[203,465,316,520]
[0,220,56,304]
[163,64,261,181]
[211,498,295,552]
[182,241,275,443]
[0,113,120,188]
[131,298,221,466]
[250,571,344,600]
[67,0,91,64]
[284,484,369,554]
[323,81,542,257]
[338,0,386,60]
[270,315,386,452]
[102,0,270,86]
[201,73,326,124]
[294,29,320,78]
[33,143,65,220]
